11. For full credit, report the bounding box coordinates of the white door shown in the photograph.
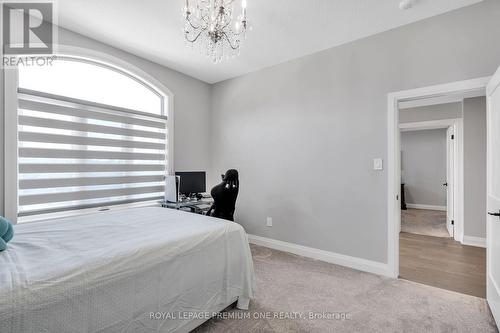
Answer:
[446,126,455,238]
[487,66,500,325]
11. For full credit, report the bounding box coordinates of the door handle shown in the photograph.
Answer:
[443,183,448,187]
[488,210,500,217]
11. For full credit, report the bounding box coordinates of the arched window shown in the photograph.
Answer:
[11,55,171,221]
[19,57,164,115]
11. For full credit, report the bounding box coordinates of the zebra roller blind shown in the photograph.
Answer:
[17,88,167,217]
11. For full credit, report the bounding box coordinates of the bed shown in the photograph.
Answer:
[0,207,255,333]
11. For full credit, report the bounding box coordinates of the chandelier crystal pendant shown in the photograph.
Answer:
[183,0,250,63]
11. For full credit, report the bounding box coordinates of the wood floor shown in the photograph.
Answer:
[400,232,486,298]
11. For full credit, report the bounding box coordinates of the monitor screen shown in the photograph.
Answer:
[175,171,206,195]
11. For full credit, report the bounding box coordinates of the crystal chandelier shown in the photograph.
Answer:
[183,0,250,63]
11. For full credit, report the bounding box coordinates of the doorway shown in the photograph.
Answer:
[399,117,460,240]
[387,77,489,298]
[397,102,488,297]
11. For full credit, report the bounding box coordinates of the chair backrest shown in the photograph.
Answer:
[209,169,239,221]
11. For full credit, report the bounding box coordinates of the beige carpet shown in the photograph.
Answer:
[401,208,450,238]
[194,245,497,333]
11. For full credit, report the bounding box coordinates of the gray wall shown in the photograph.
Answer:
[210,0,500,263]
[401,129,447,207]
[464,97,487,238]
[0,26,213,217]
[400,102,463,123]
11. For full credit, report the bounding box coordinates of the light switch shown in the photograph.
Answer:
[373,158,383,171]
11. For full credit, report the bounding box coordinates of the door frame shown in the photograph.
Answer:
[446,125,456,238]
[399,118,463,239]
[387,76,490,278]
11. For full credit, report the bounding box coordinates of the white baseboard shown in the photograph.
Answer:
[405,203,446,211]
[462,235,486,248]
[247,234,391,277]
[487,290,500,329]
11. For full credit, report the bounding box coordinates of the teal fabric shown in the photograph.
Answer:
[0,217,14,251]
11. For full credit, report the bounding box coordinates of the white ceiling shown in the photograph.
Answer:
[56,0,483,84]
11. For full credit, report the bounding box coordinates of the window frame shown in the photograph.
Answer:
[4,45,175,224]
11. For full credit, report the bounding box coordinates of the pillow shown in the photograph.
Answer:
[0,217,14,251]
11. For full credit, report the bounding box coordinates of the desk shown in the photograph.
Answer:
[162,197,214,215]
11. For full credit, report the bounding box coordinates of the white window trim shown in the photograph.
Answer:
[19,200,159,225]
[4,45,175,224]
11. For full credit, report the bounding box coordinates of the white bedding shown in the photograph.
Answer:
[0,207,255,333]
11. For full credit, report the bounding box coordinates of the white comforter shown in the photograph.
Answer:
[0,207,255,333]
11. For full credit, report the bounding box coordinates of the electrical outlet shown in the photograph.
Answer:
[266,217,273,227]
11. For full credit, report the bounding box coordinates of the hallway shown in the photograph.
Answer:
[399,232,486,298]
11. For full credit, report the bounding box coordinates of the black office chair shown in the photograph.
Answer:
[206,169,239,221]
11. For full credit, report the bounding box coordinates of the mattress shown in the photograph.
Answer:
[0,207,255,333]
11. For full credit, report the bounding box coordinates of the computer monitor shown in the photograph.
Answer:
[175,171,206,195]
